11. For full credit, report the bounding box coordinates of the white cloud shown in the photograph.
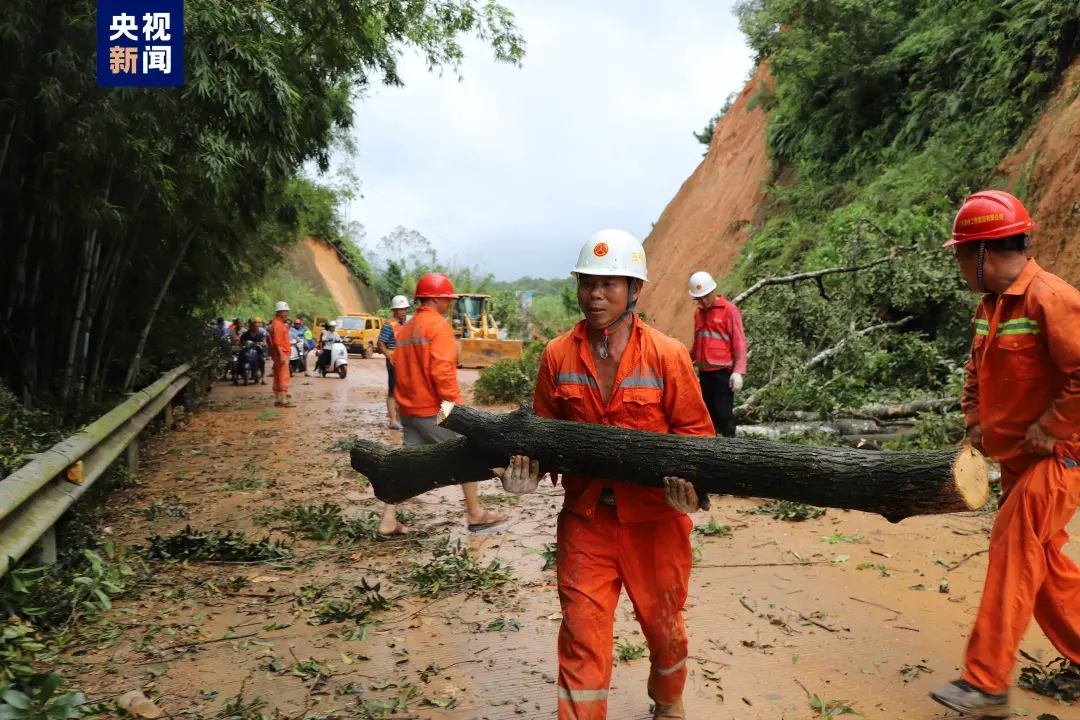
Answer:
[332,0,754,280]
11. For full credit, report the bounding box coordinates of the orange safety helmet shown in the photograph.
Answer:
[944,190,1035,247]
[414,272,458,299]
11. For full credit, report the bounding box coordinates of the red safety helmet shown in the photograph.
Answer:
[944,190,1035,247]
[414,272,458,299]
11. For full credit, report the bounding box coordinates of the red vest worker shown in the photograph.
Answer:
[688,270,747,436]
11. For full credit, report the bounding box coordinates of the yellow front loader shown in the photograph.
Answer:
[452,294,524,368]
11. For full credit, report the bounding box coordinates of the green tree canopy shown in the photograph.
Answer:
[0,0,524,413]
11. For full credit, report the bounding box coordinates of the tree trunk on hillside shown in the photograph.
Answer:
[351,403,989,523]
[122,231,195,393]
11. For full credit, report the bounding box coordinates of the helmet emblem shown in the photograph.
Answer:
[695,284,702,291]
[593,242,609,257]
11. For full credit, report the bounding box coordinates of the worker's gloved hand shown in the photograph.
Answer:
[493,455,542,494]
[1024,422,1057,457]
[964,424,985,454]
[663,476,708,512]
[729,372,744,393]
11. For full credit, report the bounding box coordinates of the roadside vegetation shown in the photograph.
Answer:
[720,0,1080,420]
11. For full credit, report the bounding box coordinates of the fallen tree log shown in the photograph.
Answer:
[760,398,958,423]
[350,403,988,523]
[735,419,881,441]
[852,398,960,420]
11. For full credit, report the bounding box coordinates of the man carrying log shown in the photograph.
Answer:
[377,272,504,538]
[494,230,714,720]
[930,190,1080,718]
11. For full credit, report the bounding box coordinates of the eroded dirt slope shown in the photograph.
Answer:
[1002,58,1080,285]
[288,236,380,314]
[638,65,772,345]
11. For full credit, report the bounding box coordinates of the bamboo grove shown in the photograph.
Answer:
[0,0,524,416]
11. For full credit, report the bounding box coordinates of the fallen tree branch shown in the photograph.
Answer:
[737,316,915,414]
[851,398,960,420]
[848,596,902,616]
[736,419,882,441]
[730,248,906,307]
[765,397,958,423]
[935,548,989,572]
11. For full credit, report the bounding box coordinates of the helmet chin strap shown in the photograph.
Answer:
[595,278,637,360]
[976,240,988,294]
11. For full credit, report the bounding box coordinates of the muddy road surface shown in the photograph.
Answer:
[65,357,1077,719]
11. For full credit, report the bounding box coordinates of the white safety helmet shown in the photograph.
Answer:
[274,300,290,312]
[390,295,411,310]
[571,229,648,282]
[688,271,717,298]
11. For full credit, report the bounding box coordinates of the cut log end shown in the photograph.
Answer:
[953,445,990,511]
[437,401,457,425]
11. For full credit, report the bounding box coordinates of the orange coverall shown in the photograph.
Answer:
[532,316,715,719]
[392,306,462,417]
[269,316,291,394]
[960,258,1080,694]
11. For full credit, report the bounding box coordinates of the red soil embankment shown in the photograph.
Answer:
[1001,58,1080,285]
[288,236,379,314]
[639,64,773,345]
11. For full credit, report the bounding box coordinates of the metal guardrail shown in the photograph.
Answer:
[0,365,192,576]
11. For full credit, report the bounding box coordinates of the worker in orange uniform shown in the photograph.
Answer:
[688,270,747,436]
[493,230,715,720]
[269,301,294,407]
[930,190,1080,718]
[388,273,504,536]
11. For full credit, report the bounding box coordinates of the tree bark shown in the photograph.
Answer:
[351,403,989,523]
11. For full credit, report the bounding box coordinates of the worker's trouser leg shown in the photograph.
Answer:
[556,505,692,719]
[963,450,1080,694]
[698,369,735,437]
[272,359,289,394]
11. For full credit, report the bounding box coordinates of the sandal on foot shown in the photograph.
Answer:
[467,512,506,532]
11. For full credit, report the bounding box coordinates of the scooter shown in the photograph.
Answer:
[289,338,305,376]
[319,339,348,379]
[235,341,264,386]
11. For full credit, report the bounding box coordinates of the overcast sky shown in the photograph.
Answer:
[332,0,755,281]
